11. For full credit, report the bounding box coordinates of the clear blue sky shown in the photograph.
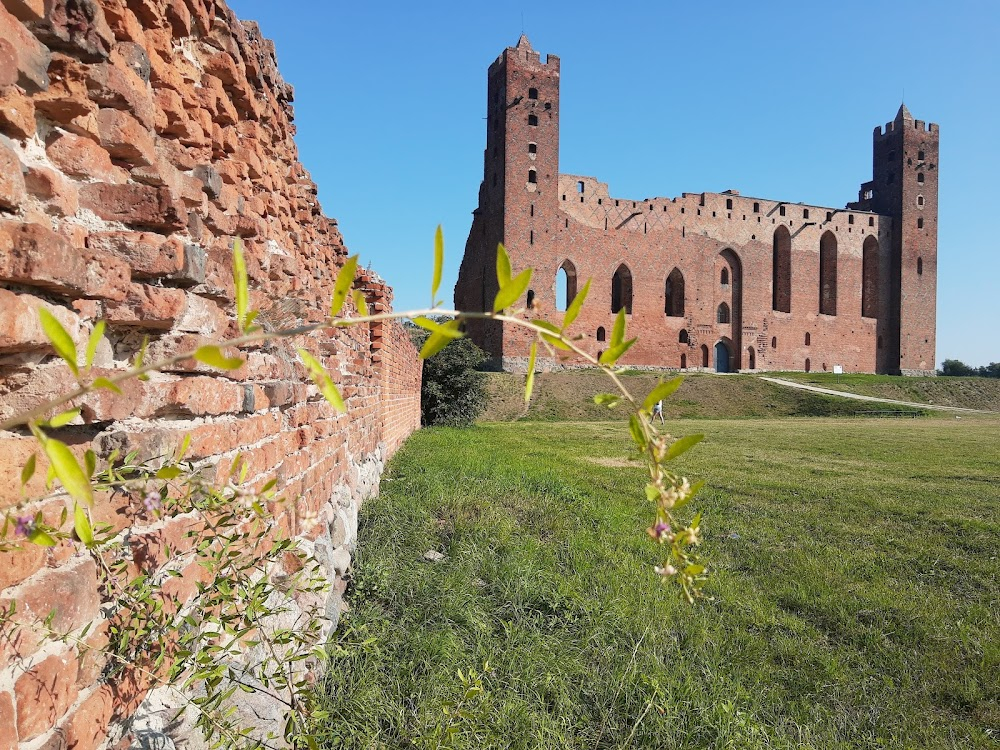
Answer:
[230,0,999,368]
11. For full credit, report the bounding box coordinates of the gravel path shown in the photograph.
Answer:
[758,377,986,413]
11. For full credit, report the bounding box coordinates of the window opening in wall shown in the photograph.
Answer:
[771,336,777,349]
[596,326,606,342]
[679,329,689,344]
[803,209,810,219]
[819,230,838,315]
[917,173,925,184]
[772,226,791,313]
[779,205,786,217]
[716,302,730,324]
[918,150,925,160]
[805,332,811,346]
[805,358,811,372]
[701,344,709,368]
[726,198,733,210]
[597,350,604,360]
[528,114,538,126]
[747,346,756,370]
[917,217,923,229]
[917,195,925,206]
[862,235,879,318]
[681,353,687,369]
[577,181,584,193]
[753,202,760,213]
[611,264,633,314]
[869,217,874,227]
[528,87,538,99]
[598,198,602,205]
[528,169,537,184]
[848,214,854,224]
[917,257,923,275]
[556,259,577,312]
[530,203,534,217]
[528,142,537,154]
[720,268,729,286]
[526,289,535,308]
[530,230,534,244]
[665,268,685,317]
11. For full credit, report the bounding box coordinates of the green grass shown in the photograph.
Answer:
[319,419,999,749]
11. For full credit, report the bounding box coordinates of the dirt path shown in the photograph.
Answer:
[758,377,986,413]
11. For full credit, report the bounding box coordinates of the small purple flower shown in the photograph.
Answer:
[142,490,161,514]
[653,521,671,539]
[14,515,36,538]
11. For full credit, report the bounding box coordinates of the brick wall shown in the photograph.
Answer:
[0,0,421,746]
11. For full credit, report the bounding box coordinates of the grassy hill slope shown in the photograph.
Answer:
[765,372,1000,411]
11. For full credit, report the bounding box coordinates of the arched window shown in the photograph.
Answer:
[772,226,791,312]
[611,264,633,314]
[862,236,879,318]
[805,358,811,373]
[917,257,923,276]
[819,231,838,315]
[528,87,538,100]
[527,169,537,184]
[917,172,924,184]
[681,353,687,369]
[720,268,730,286]
[665,268,685,317]
[679,329,689,344]
[528,114,538,126]
[701,345,709,368]
[596,326,606,342]
[746,347,756,370]
[771,336,777,349]
[805,332,811,346]
[717,303,730,324]
[556,260,577,312]
[526,289,535,308]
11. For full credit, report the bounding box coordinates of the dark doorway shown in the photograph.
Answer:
[714,341,731,373]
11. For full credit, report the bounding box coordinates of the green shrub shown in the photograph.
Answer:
[412,326,488,426]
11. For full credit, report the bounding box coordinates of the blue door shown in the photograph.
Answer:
[714,342,730,373]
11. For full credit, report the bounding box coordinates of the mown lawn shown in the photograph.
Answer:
[318,418,999,749]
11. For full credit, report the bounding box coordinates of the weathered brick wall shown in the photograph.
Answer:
[0,0,421,746]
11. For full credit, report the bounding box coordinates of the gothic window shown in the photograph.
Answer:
[772,226,791,312]
[805,358,811,372]
[577,181,584,193]
[753,202,760,213]
[819,230,838,315]
[717,303,730,324]
[779,205,786,217]
[720,268,729,286]
[665,268,685,317]
[596,326,606,342]
[726,198,733,210]
[862,236,879,318]
[528,87,538,99]
[771,336,777,349]
[528,114,538,126]
[803,209,810,219]
[701,344,709,368]
[556,260,577,312]
[681,353,687,368]
[679,329,689,344]
[528,169,537,183]
[611,265,633,314]
[805,332,811,346]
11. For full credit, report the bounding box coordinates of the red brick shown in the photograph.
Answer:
[3,0,44,24]
[11,556,101,634]
[32,53,97,129]
[165,375,243,416]
[86,231,182,277]
[96,107,155,166]
[24,164,78,216]
[0,288,80,353]
[0,138,26,210]
[0,690,16,750]
[60,685,112,750]
[46,131,125,183]
[27,0,114,63]
[103,283,186,328]
[0,222,129,300]
[14,650,80,740]
[0,84,36,139]
[86,59,156,129]
[78,182,185,231]
[0,2,50,92]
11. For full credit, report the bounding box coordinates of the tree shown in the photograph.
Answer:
[939,359,976,376]
[410,325,488,426]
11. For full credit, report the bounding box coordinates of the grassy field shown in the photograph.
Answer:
[480,371,930,422]
[766,372,1000,412]
[319,418,999,749]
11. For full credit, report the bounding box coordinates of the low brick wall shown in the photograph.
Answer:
[0,0,421,746]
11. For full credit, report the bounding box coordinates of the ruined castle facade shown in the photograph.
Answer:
[455,36,939,375]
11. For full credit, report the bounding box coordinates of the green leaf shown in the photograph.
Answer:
[525,341,537,403]
[352,289,368,317]
[27,528,56,547]
[232,239,250,331]
[412,317,463,338]
[84,449,96,479]
[134,335,150,381]
[419,319,463,359]
[330,255,359,318]
[156,466,183,480]
[666,433,704,461]
[74,502,94,547]
[611,308,626,347]
[432,225,444,304]
[645,483,660,502]
[495,243,512,287]
[39,308,78,376]
[628,414,647,451]
[563,278,590,328]
[194,345,244,370]
[598,337,636,365]
[85,320,105,370]
[297,349,346,413]
[91,377,122,394]
[48,408,80,428]
[593,393,620,408]
[493,267,532,313]
[643,377,684,412]
[42,437,94,508]
[21,454,36,486]
[531,320,572,351]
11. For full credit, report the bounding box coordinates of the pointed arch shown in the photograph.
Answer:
[680,353,687,369]
[700,344,709,368]
[772,225,791,312]
[596,326,606,342]
[862,236,879,318]
[819,231,838,315]
[678,329,689,344]
[665,267,685,317]
[556,259,578,312]
[746,347,756,370]
[717,302,730,324]
[611,264,632,314]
